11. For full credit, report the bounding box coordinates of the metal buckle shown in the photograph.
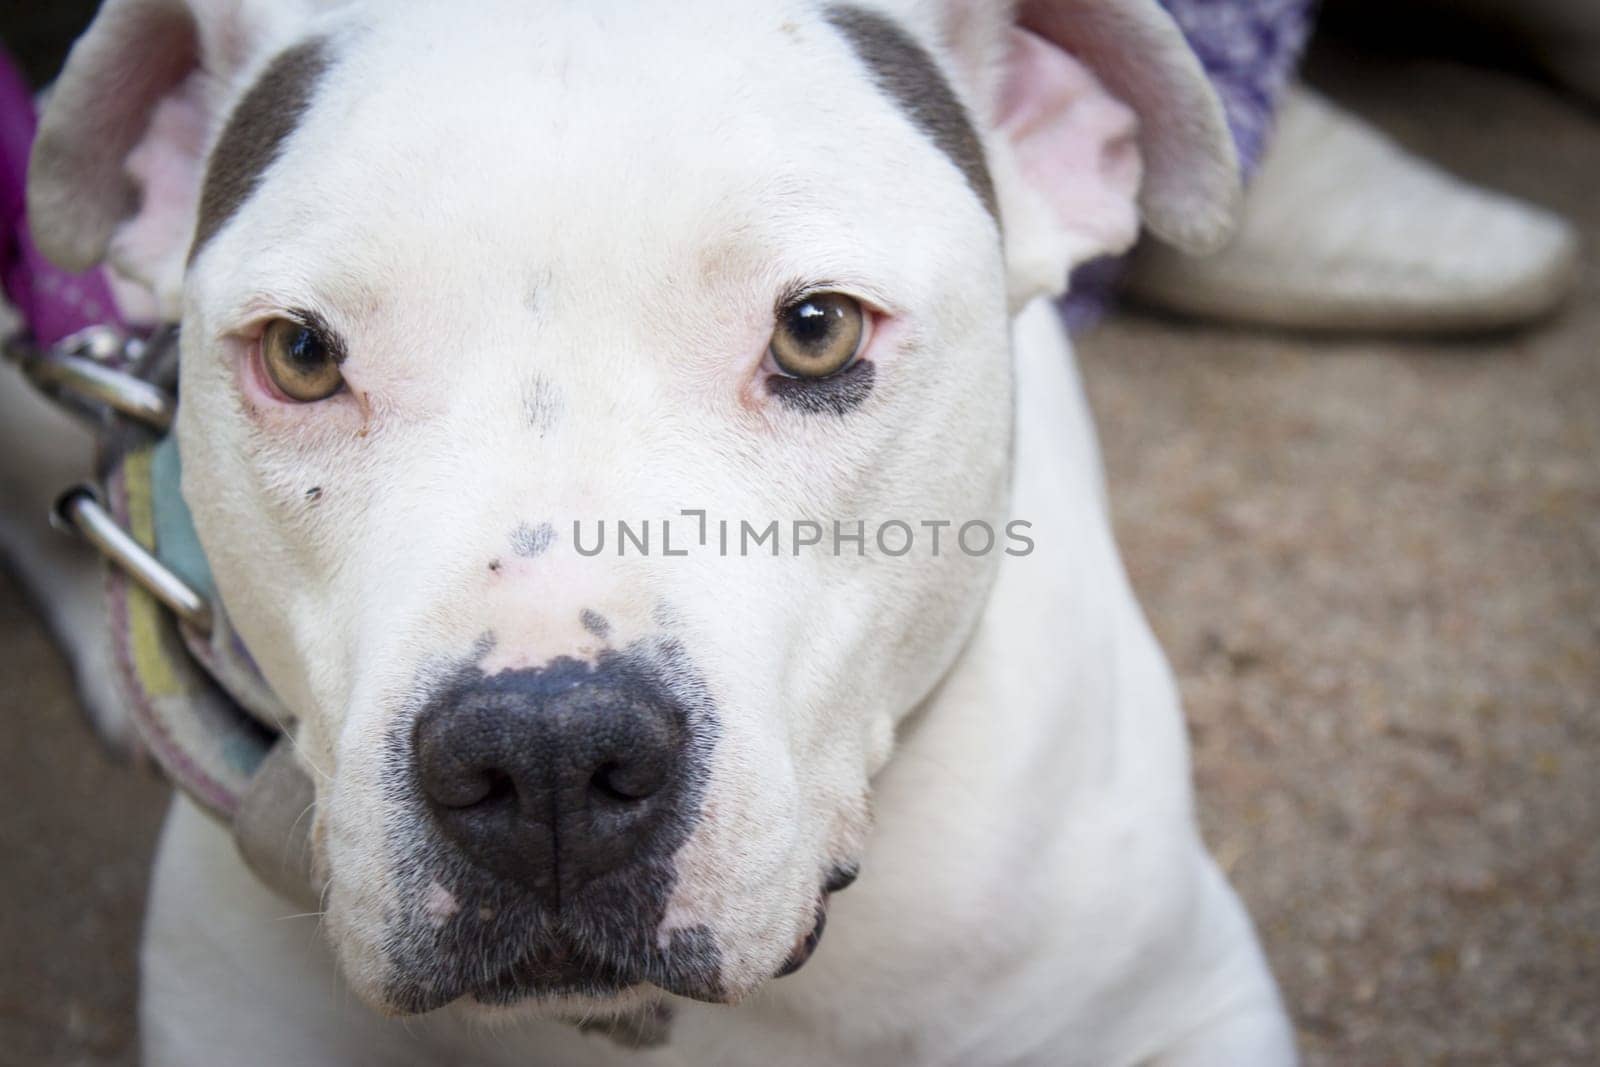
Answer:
[8,325,210,635]
[3,326,175,431]
[52,486,214,635]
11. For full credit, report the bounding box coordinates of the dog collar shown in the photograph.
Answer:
[2,49,317,908]
[5,323,320,906]
[101,421,286,814]
[107,420,321,908]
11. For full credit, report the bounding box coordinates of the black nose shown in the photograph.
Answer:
[414,658,688,906]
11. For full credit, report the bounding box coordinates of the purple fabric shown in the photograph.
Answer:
[0,47,123,345]
[1160,0,1317,179]
[1065,0,1316,329]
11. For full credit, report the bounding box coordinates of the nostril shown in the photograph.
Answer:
[415,711,526,811]
[589,761,656,804]
[481,770,517,807]
[425,766,501,810]
[417,736,520,810]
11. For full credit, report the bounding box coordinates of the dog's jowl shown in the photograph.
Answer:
[17,0,1293,1062]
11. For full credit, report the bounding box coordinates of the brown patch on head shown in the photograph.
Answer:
[190,38,332,260]
[824,6,997,223]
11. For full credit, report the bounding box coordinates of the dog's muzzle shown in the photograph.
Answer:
[378,648,724,1012]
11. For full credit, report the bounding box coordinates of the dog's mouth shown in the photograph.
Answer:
[382,915,728,1015]
[469,950,636,1008]
[379,888,836,1016]
[478,931,730,1010]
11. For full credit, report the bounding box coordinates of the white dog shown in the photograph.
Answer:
[2,0,1294,1062]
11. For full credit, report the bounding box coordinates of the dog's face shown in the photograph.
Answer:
[32,0,1236,1021]
[185,0,1017,1013]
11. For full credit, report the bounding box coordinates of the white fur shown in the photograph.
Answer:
[10,0,1289,1062]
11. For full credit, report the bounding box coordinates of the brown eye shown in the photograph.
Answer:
[262,317,344,402]
[769,292,865,379]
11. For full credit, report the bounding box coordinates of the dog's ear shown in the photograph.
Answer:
[933,0,1242,304]
[28,0,311,315]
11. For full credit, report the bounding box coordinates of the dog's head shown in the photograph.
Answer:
[31,0,1236,1019]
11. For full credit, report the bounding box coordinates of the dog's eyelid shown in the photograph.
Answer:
[773,279,896,320]
[220,297,352,357]
[231,309,349,365]
[284,308,350,366]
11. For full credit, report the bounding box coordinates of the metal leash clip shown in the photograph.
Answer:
[5,324,212,635]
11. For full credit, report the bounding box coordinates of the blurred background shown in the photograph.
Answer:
[0,1,1595,1064]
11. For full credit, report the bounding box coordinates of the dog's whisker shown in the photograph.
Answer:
[282,730,334,784]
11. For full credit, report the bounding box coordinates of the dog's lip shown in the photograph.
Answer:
[824,862,861,895]
[774,897,830,979]
[388,957,638,1016]
[472,958,727,1008]
[386,939,726,1015]
[380,866,863,1011]
[469,954,634,1007]
[394,899,828,1012]
[771,866,857,980]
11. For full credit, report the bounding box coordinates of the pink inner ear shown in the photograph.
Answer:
[995,27,1143,257]
[107,70,212,298]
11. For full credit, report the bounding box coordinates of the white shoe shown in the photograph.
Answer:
[1125,86,1580,334]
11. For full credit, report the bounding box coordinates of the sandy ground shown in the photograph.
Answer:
[0,37,1595,1067]
[1088,54,1600,1064]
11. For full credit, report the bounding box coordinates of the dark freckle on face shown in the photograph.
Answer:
[488,559,503,574]
[305,486,323,503]
[580,610,611,639]
[767,360,876,416]
[524,378,562,435]
[511,522,556,558]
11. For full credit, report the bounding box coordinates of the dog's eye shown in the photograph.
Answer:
[261,318,345,403]
[769,292,865,379]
